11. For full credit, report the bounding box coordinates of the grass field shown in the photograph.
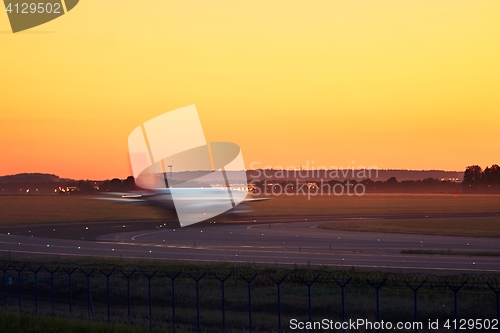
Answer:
[0,194,499,226]
[0,196,164,225]
[253,193,500,216]
[319,217,500,238]
[0,313,166,333]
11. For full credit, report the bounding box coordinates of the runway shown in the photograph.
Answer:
[0,214,499,273]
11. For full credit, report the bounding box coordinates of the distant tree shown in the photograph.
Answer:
[123,176,136,191]
[99,178,124,192]
[78,180,96,194]
[360,178,374,185]
[493,165,500,184]
[463,165,482,185]
[483,165,500,184]
[386,177,398,184]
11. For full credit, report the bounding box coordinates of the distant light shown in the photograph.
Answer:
[47,244,49,247]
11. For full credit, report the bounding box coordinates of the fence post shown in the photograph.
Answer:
[240,274,258,333]
[299,275,319,333]
[214,272,232,333]
[269,274,288,333]
[366,278,387,333]
[142,270,158,332]
[62,267,77,316]
[28,265,42,313]
[332,276,352,325]
[444,281,467,333]
[165,271,181,333]
[12,264,25,313]
[486,282,500,332]
[79,268,95,321]
[404,280,426,333]
[2,266,8,311]
[188,272,206,333]
[120,269,136,323]
[45,266,59,317]
[100,268,116,324]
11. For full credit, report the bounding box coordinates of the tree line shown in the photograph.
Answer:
[463,164,500,192]
[2,165,499,195]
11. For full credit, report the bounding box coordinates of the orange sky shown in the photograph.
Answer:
[1,1,499,180]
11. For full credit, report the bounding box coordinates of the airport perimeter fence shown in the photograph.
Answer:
[0,260,499,332]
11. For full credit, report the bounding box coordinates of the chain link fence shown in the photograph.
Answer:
[0,260,498,332]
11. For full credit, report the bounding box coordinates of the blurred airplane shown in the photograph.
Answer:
[94,187,268,225]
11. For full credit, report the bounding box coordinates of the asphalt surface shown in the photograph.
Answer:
[0,213,499,273]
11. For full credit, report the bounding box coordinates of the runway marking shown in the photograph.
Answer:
[0,249,498,273]
[130,230,164,240]
[3,237,499,266]
[2,234,499,254]
[4,233,500,256]
[2,215,500,272]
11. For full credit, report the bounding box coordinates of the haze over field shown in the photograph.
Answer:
[0,169,464,183]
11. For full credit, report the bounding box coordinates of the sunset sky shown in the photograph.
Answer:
[1,0,499,180]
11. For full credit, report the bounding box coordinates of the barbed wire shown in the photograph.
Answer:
[0,260,498,291]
